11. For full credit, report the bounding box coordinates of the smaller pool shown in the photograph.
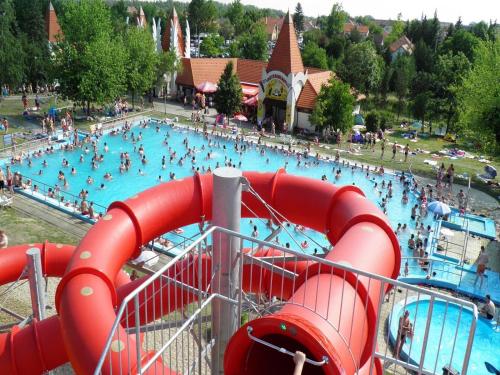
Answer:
[443,210,497,240]
[389,297,499,375]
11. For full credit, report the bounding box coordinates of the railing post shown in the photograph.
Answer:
[418,296,434,374]
[26,248,46,320]
[211,167,242,374]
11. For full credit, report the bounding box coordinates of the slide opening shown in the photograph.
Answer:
[242,334,326,375]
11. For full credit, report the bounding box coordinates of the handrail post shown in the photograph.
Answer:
[418,296,434,374]
[211,168,243,374]
[26,248,46,320]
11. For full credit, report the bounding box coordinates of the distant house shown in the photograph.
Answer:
[261,17,284,41]
[389,35,414,61]
[343,21,370,39]
[373,19,395,34]
[373,32,388,48]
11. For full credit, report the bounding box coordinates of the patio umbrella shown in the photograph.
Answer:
[196,81,217,93]
[428,201,451,216]
[234,113,248,129]
[440,228,455,237]
[132,250,159,267]
[243,96,258,107]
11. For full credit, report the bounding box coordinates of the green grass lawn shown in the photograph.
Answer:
[0,206,79,246]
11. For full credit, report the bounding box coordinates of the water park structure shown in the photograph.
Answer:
[0,169,483,375]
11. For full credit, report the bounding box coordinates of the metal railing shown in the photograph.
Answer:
[15,176,107,217]
[94,226,478,375]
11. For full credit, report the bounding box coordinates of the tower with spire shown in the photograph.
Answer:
[45,1,63,45]
[257,11,307,128]
[162,7,190,58]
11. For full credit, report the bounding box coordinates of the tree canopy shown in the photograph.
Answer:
[233,24,268,60]
[293,3,304,34]
[310,78,355,133]
[302,42,328,69]
[0,0,25,88]
[200,33,225,57]
[214,62,242,118]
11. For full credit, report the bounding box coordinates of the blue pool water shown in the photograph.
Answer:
[390,299,500,374]
[8,119,435,252]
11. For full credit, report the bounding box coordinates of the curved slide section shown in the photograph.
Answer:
[0,170,399,374]
[0,243,131,375]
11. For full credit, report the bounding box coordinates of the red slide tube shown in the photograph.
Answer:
[49,171,399,374]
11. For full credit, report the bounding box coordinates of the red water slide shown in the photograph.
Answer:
[0,170,399,374]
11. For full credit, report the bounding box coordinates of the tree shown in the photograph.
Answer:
[365,111,379,132]
[218,18,235,40]
[433,51,470,132]
[413,39,434,72]
[409,71,435,127]
[79,37,127,113]
[235,24,268,61]
[226,0,245,36]
[156,50,182,93]
[200,33,225,57]
[0,0,25,89]
[293,3,305,34]
[441,29,480,62]
[456,40,500,152]
[188,0,217,34]
[385,13,404,45]
[339,41,384,94]
[391,55,415,119]
[52,0,125,114]
[301,42,328,69]
[310,78,355,133]
[124,27,159,107]
[13,0,50,87]
[325,3,348,38]
[214,62,242,122]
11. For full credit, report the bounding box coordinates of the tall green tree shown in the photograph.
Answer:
[188,0,217,34]
[301,42,328,69]
[293,3,304,34]
[124,27,159,107]
[214,61,242,122]
[225,0,245,36]
[156,50,182,93]
[433,51,470,132]
[441,29,480,62]
[310,78,355,133]
[413,39,434,72]
[200,33,225,57]
[409,71,435,127]
[456,40,500,152]
[235,24,268,61]
[13,0,50,87]
[339,41,384,94]
[391,55,415,119]
[0,0,25,89]
[325,3,348,37]
[52,0,126,114]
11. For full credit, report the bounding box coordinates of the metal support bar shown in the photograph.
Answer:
[211,167,243,375]
[247,326,328,367]
[0,306,26,321]
[26,248,46,320]
[242,254,298,280]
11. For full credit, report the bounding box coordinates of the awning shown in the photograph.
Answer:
[196,81,217,93]
[243,96,258,107]
[241,84,259,97]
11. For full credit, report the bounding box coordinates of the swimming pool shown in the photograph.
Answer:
[7,118,435,253]
[389,297,499,374]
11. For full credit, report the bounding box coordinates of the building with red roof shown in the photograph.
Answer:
[166,10,337,130]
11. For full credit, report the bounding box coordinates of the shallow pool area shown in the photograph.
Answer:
[389,297,499,375]
[3,118,435,252]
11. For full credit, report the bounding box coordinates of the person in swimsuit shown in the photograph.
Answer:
[396,310,413,358]
[474,246,489,289]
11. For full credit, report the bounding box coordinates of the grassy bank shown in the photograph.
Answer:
[0,207,79,246]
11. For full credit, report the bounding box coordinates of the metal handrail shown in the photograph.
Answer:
[94,225,479,375]
[247,326,328,366]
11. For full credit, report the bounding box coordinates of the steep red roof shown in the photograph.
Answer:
[162,7,185,56]
[45,1,62,43]
[266,11,304,75]
[176,58,264,87]
[296,71,333,110]
[236,59,266,84]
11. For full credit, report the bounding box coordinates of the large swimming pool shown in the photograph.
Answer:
[389,298,499,374]
[8,118,435,253]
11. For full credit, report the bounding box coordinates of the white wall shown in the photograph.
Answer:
[296,111,315,131]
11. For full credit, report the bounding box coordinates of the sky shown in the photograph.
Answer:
[210,0,500,25]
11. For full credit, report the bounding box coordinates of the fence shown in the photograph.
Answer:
[94,226,477,375]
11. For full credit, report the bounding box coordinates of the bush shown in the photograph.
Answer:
[377,110,395,131]
[365,111,379,132]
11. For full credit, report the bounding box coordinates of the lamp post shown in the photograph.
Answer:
[163,72,171,115]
